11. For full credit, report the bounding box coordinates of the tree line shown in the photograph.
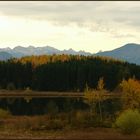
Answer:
[0,54,140,91]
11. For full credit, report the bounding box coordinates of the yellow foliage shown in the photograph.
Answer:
[97,77,104,90]
[84,78,108,120]
[120,78,140,109]
[84,78,107,104]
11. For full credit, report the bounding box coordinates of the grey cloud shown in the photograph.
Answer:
[0,1,140,31]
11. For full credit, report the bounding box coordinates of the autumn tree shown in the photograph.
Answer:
[97,77,107,121]
[84,77,108,121]
[120,78,140,110]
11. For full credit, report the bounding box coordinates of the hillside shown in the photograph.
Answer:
[95,43,140,65]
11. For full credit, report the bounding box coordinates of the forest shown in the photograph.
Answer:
[0,54,140,91]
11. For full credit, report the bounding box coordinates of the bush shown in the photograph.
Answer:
[28,116,47,131]
[70,110,102,128]
[115,109,140,134]
[72,111,89,127]
[0,108,11,118]
[5,116,47,130]
[45,119,65,130]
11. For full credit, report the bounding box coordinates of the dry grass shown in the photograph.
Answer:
[0,127,140,139]
[0,116,139,139]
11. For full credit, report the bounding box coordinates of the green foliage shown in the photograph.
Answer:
[115,109,140,134]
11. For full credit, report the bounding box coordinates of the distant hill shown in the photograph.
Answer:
[95,43,140,65]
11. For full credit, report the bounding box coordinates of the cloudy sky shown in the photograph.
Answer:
[0,1,140,53]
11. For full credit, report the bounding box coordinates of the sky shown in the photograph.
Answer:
[0,1,140,53]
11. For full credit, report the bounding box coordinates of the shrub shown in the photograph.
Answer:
[0,108,11,118]
[73,111,89,127]
[45,119,65,130]
[5,116,47,130]
[115,109,140,134]
[28,116,47,131]
[70,110,102,128]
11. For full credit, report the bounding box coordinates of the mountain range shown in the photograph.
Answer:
[0,46,91,60]
[0,43,140,65]
[95,43,140,65]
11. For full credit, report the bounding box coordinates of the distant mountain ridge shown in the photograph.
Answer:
[95,43,140,65]
[0,46,92,60]
[0,52,12,60]
[0,43,140,65]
